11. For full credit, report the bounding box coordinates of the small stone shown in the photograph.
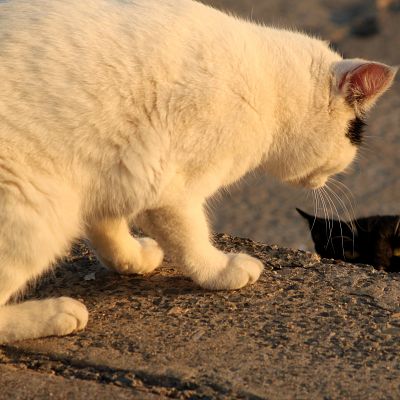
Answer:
[167,306,186,315]
[192,330,205,341]
[83,272,96,281]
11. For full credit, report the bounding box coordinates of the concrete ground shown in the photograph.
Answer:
[1,238,400,399]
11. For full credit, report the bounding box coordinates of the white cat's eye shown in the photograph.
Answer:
[393,248,400,257]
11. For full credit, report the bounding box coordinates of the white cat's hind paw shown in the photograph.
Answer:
[198,253,264,290]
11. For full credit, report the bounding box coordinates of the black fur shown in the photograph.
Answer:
[346,117,366,145]
[297,208,400,272]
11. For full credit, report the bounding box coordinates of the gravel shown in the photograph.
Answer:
[1,236,399,399]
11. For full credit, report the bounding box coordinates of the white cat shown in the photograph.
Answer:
[0,0,396,343]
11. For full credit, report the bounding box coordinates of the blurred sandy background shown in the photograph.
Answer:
[200,0,400,250]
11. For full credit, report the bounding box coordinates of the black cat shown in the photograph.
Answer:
[296,208,400,272]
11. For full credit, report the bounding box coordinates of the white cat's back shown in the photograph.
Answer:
[0,0,357,210]
[0,0,275,206]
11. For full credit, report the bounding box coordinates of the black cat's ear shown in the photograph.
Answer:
[296,208,315,226]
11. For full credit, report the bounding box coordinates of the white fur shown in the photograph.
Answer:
[0,0,395,343]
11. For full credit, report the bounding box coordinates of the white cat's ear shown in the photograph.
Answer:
[333,59,397,113]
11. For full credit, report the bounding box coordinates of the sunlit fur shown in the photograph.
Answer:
[0,0,396,343]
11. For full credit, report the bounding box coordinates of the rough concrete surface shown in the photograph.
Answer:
[1,237,399,399]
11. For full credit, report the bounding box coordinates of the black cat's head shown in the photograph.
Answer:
[296,208,361,262]
[296,208,400,272]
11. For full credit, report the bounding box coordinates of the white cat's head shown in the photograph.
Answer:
[266,44,397,190]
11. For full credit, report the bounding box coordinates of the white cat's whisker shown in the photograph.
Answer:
[325,183,356,229]
[317,188,333,249]
[321,186,345,258]
[329,178,357,208]
[328,179,358,234]
[310,189,319,232]
[325,184,356,255]
[394,217,400,237]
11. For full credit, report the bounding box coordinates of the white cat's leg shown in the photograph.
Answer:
[0,188,88,344]
[86,218,164,274]
[137,202,264,290]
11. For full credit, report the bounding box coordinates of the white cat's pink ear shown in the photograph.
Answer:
[334,60,397,112]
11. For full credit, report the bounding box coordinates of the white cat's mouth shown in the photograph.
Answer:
[287,172,328,190]
[299,175,327,189]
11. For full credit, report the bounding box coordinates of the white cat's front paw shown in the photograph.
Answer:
[197,253,264,290]
[137,237,164,273]
[44,297,88,336]
[0,297,88,343]
[100,237,163,275]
